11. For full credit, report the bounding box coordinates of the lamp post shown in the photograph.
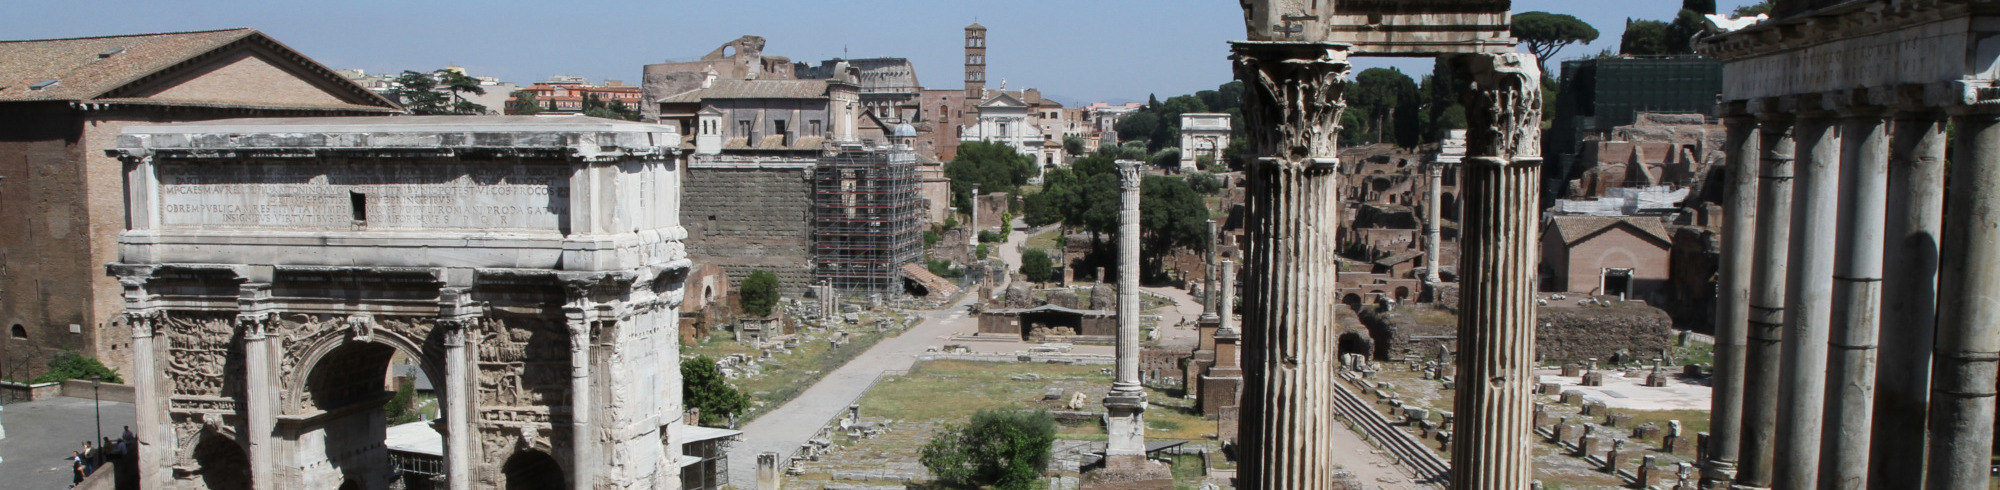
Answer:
[92,375,103,468]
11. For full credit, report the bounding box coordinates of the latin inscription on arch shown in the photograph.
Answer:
[158,162,571,231]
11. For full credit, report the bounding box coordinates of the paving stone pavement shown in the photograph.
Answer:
[0,396,137,488]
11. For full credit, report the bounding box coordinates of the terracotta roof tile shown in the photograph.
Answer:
[0,28,396,110]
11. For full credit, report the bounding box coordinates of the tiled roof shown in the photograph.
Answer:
[0,28,397,110]
[657,79,830,103]
[1548,215,1671,247]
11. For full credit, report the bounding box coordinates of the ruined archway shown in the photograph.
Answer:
[503,449,567,490]
[1337,331,1372,358]
[192,433,251,490]
[1395,286,1411,303]
[1342,293,1363,312]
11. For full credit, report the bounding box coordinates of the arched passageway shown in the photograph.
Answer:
[503,449,566,490]
[192,434,251,490]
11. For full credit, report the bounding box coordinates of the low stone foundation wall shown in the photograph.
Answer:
[61,379,135,403]
[0,380,61,403]
[1362,300,1673,364]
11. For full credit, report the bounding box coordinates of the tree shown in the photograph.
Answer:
[508,90,544,115]
[946,141,1038,210]
[1684,0,1717,15]
[437,69,487,114]
[1733,0,1773,17]
[1020,249,1056,283]
[1620,19,1680,56]
[1062,134,1086,157]
[390,71,448,115]
[682,356,748,426]
[1347,68,1418,146]
[739,270,778,317]
[1113,112,1161,146]
[1140,175,1210,273]
[1186,171,1222,195]
[1511,12,1600,76]
[383,377,421,425]
[920,409,1057,490]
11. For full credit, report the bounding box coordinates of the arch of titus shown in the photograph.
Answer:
[107,116,690,489]
[1696,1,2000,489]
[1233,1,1542,488]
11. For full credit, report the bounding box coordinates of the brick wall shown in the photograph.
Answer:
[682,166,814,295]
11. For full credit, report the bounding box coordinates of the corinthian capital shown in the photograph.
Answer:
[1458,52,1544,163]
[1231,42,1351,167]
[1115,160,1145,189]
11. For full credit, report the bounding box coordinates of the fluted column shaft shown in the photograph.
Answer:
[1774,111,1840,488]
[1738,112,1795,488]
[1105,159,1148,457]
[1448,52,1543,490]
[1868,109,1946,489]
[129,315,166,488]
[1821,109,1888,490]
[444,321,472,490]
[1230,41,1349,490]
[1703,110,1758,485]
[1424,162,1444,286]
[1927,109,2000,490]
[566,308,594,490]
[242,315,275,489]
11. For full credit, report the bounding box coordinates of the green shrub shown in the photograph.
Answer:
[928,259,965,279]
[924,230,942,248]
[32,350,120,384]
[383,377,422,425]
[920,408,1057,490]
[976,244,990,260]
[739,270,778,317]
[682,356,748,426]
[978,230,1003,243]
[1020,249,1056,283]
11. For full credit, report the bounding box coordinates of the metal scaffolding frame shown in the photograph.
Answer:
[812,142,924,294]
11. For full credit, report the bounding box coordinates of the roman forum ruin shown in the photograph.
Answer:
[107,116,690,489]
[1233,1,1541,488]
[1698,0,2000,489]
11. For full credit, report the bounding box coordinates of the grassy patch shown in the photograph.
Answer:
[1674,339,1714,367]
[1026,228,1065,250]
[685,322,899,423]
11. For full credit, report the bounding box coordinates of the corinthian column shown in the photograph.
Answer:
[127,312,165,489]
[1738,108,1795,489]
[564,296,595,490]
[1869,107,1945,488]
[1821,105,1888,489]
[1447,51,1543,490]
[439,286,476,490]
[1774,108,1841,489]
[238,281,277,490]
[1703,105,1757,486]
[1229,40,1352,489]
[1104,159,1148,458]
[1928,109,2000,490]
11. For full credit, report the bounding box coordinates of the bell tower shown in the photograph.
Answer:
[964,23,987,100]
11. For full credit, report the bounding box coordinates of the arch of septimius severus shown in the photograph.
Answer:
[1233,1,2000,489]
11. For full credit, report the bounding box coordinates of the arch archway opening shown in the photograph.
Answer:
[503,449,567,490]
[192,433,251,490]
[297,339,441,489]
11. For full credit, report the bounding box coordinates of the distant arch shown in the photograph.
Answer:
[1395,287,1411,303]
[9,324,23,339]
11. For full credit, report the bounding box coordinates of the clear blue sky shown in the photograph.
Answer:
[19,1,1760,105]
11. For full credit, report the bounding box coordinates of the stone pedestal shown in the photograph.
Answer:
[1081,454,1175,490]
[756,452,783,490]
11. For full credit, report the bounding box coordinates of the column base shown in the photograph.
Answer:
[1081,454,1173,490]
[1699,460,1737,488]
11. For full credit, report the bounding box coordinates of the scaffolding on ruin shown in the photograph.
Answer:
[811,141,924,294]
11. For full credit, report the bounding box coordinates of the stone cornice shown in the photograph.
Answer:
[1700,0,1962,61]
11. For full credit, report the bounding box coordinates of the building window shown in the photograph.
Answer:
[738,120,753,140]
[809,120,823,136]
[9,324,23,339]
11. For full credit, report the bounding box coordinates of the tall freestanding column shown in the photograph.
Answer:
[1229,40,1352,489]
[565,301,595,490]
[1424,161,1444,287]
[1928,109,2000,490]
[1821,106,1888,489]
[1737,108,1795,489]
[1774,108,1841,489]
[1704,106,1758,486]
[1105,159,1149,458]
[1869,107,1946,488]
[1447,51,1544,490]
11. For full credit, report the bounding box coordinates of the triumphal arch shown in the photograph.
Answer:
[1231,1,1542,488]
[108,116,690,489]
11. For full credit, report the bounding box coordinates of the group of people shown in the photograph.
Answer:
[70,426,135,487]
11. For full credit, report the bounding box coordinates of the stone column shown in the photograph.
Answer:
[565,302,595,490]
[969,184,981,247]
[1927,109,2000,490]
[1448,51,1544,490]
[1105,159,1147,457]
[1702,106,1758,486]
[1424,160,1444,287]
[1218,259,1237,336]
[1737,108,1795,489]
[1868,107,1946,488]
[1774,108,1840,489]
[240,310,275,489]
[1229,40,1350,490]
[1821,106,1888,489]
[1202,218,1220,319]
[127,312,165,488]
[441,318,472,490]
